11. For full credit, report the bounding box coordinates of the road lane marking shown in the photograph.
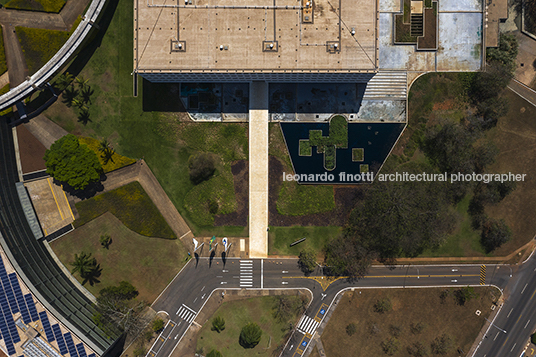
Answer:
[531,290,536,300]
[297,316,319,335]
[510,343,517,352]
[502,337,509,346]
[261,259,263,289]
[524,319,531,329]
[522,283,528,294]
[516,313,523,324]
[507,308,513,318]
[494,332,500,340]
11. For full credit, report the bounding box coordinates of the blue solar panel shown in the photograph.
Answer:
[52,324,68,355]
[23,295,38,322]
[63,333,79,357]
[0,309,15,356]
[9,274,31,324]
[75,343,87,357]
[88,354,95,357]
[0,273,18,315]
[38,311,55,343]
[0,284,19,344]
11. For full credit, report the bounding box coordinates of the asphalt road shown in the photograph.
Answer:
[146,255,512,357]
[473,254,536,357]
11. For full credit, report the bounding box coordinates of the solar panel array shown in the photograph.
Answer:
[38,312,55,343]
[24,295,38,322]
[63,333,78,357]
[75,343,87,357]
[52,324,68,355]
[9,274,31,324]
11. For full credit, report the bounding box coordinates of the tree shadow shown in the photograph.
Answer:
[221,251,227,266]
[77,108,91,125]
[209,249,216,267]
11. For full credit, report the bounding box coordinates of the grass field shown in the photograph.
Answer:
[78,136,136,173]
[16,27,70,75]
[5,0,65,12]
[43,0,247,235]
[50,212,188,302]
[268,226,342,256]
[322,287,499,357]
[74,181,176,239]
[484,89,536,256]
[196,296,303,356]
[269,123,336,216]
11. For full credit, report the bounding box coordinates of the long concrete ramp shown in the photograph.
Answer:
[248,81,269,258]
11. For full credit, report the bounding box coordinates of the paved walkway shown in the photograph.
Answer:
[508,79,536,108]
[248,81,269,258]
[71,160,194,242]
[3,23,27,87]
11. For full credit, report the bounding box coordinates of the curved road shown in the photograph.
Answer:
[146,256,512,357]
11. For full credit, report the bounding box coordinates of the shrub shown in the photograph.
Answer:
[5,0,66,13]
[454,287,478,306]
[188,152,216,185]
[133,347,145,357]
[532,333,536,345]
[239,323,262,349]
[346,323,357,336]
[381,338,400,355]
[374,298,392,313]
[431,334,452,355]
[152,318,164,333]
[389,324,401,338]
[211,316,225,333]
[206,350,223,357]
[407,342,428,356]
[410,322,426,335]
[99,234,112,249]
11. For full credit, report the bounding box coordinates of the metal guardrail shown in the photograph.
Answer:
[0,0,107,112]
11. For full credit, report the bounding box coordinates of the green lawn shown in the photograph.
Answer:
[50,212,188,302]
[0,27,6,77]
[16,27,70,75]
[74,181,176,239]
[268,226,342,256]
[196,296,303,357]
[5,0,65,12]
[269,123,336,216]
[78,136,136,173]
[43,0,248,235]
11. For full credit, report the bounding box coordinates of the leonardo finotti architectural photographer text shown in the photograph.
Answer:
[282,172,527,183]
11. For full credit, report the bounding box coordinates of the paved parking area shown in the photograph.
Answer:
[25,178,74,236]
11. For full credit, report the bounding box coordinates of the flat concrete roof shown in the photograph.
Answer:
[134,0,378,73]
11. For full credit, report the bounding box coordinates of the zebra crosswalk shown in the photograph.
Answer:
[240,260,253,288]
[297,315,319,336]
[175,304,196,323]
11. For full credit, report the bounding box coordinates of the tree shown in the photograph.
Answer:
[99,138,115,164]
[77,107,91,125]
[410,322,426,335]
[374,298,392,314]
[62,85,79,107]
[211,316,225,333]
[239,323,262,349]
[407,342,428,357]
[481,218,512,252]
[346,323,357,336]
[152,318,164,332]
[298,249,316,274]
[188,153,216,184]
[70,252,101,286]
[96,281,146,338]
[56,72,73,90]
[272,295,307,323]
[381,338,400,355]
[206,350,223,357]
[44,134,102,190]
[75,75,89,88]
[100,281,139,301]
[454,286,478,306]
[431,334,452,355]
[100,234,112,249]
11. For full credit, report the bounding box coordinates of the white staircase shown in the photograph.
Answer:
[362,71,408,100]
